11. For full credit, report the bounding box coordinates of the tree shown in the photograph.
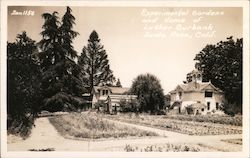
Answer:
[7,31,41,134]
[116,78,122,87]
[38,7,84,112]
[130,73,165,113]
[78,30,116,93]
[194,37,242,115]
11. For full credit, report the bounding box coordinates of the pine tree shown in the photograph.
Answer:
[59,6,84,97]
[116,78,122,87]
[78,30,115,92]
[60,6,78,59]
[38,7,84,111]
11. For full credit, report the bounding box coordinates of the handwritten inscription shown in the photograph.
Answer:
[11,10,35,16]
[141,8,224,39]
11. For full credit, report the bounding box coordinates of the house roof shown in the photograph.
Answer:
[93,86,130,95]
[169,82,223,94]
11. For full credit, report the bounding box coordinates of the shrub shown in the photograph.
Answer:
[124,143,201,152]
[120,99,140,112]
[221,101,242,116]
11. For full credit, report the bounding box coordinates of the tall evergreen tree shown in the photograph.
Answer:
[60,6,78,59]
[59,6,85,98]
[78,30,115,92]
[38,7,84,111]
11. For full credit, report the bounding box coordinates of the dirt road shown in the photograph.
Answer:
[7,117,242,151]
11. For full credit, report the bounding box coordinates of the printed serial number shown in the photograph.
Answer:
[11,10,35,16]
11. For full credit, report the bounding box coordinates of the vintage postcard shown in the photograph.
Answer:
[1,0,249,158]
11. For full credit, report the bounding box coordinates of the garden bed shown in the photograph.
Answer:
[106,113,242,135]
[49,113,158,139]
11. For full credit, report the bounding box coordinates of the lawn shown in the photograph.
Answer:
[106,113,242,135]
[221,139,242,145]
[49,112,158,139]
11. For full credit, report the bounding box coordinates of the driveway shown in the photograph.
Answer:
[7,117,242,151]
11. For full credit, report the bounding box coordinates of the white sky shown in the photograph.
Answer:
[8,6,242,94]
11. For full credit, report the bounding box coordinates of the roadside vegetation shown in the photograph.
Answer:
[106,113,242,135]
[49,113,158,139]
[221,139,242,145]
[124,143,213,152]
[163,114,242,126]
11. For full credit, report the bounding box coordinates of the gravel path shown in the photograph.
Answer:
[7,117,242,151]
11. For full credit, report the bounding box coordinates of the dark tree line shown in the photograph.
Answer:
[7,7,116,133]
[194,37,242,115]
[7,32,42,135]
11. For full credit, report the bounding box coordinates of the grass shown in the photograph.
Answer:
[221,139,242,145]
[124,143,212,152]
[163,114,242,126]
[49,112,158,139]
[106,113,242,135]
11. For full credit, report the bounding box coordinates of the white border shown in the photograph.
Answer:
[1,1,249,158]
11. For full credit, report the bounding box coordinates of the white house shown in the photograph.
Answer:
[92,85,137,113]
[169,69,225,115]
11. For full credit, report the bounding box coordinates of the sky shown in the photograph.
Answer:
[7,6,242,94]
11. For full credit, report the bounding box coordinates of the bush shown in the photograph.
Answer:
[221,101,242,116]
[7,114,35,138]
[94,101,107,112]
[120,99,140,112]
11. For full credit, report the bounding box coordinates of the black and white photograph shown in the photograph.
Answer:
[0,1,249,158]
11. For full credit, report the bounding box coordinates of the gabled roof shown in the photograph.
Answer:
[93,86,130,95]
[169,82,223,93]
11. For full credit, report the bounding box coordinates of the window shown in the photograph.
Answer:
[178,92,182,99]
[205,91,213,97]
[207,102,210,110]
[102,90,105,96]
[106,90,109,95]
[216,102,219,110]
[201,108,204,112]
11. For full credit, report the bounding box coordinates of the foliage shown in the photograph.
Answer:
[221,139,242,145]
[164,94,171,109]
[194,37,242,115]
[163,114,242,126]
[38,7,85,112]
[124,143,202,152]
[119,99,140,112]
[78,30,116,92]
[116,78,122,87]
[49,112,157,139]
[130,73,165,113]
[94,101,107,111]
[106,113,242,135]
[7,31,41,137]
